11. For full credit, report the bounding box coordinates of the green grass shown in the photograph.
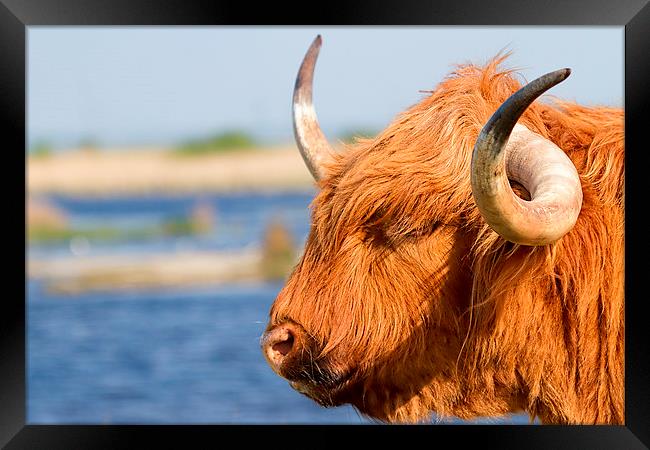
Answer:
[29,141,53,158]
[160,216,211,235]
[28,216,210,244]
[28,226,122,243]
[174,131,257,156]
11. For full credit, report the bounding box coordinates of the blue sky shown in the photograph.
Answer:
[28,27,623,149]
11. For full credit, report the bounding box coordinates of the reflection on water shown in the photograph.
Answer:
[27,192,533,424]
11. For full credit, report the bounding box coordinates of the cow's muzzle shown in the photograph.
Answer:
[261,321,310,379]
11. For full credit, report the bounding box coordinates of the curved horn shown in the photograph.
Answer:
[292,35,335,181]
[470,69,583,246]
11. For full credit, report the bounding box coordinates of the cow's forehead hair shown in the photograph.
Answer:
[305,54,528,250]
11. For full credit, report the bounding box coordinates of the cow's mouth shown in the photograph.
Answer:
[290,381,338,406]
[261,320,356,406]
[288,369,354,407]
[279,350,355,407]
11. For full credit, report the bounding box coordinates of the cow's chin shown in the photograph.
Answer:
[289,381,343,407]
[283,365,355,408]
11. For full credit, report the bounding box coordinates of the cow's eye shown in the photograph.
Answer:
[361,224,386,243]
[378,225,421,247]
[388,221,443,243]
[362,216,440,247]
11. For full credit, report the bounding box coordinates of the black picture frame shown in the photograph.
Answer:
[4,0,649,448]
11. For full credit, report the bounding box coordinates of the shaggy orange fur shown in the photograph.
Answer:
[268,54,624,424]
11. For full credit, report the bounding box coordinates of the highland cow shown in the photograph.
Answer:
[261,36,624,424]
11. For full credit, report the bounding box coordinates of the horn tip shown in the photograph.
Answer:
[560,68,571,80]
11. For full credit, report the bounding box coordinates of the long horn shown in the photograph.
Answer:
[470,69,583,246]
[292,35,335,181]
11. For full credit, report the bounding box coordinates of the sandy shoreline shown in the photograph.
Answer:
[28,249,268,295]
[27,145,311,294]
[27,145,321,196]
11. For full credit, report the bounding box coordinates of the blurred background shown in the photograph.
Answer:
[26,27,623,424]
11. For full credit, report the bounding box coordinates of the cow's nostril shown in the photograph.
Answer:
[262,324,300,370]
[272,333,294,356]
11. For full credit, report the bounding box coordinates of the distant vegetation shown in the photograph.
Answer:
[28,198,217,244]
[29,141,53,158]
[29,218,212,244]
[260,220,298,281]
[174,130,257,156]
[28,137,101,156]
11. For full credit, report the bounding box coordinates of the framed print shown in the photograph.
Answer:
[3,0,649,448]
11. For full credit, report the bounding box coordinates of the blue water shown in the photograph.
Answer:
[28,280,372,424]
[27,192,533,424]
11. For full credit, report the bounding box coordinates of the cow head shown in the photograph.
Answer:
[261,36,583,422]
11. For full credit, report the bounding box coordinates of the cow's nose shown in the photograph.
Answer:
[261,322,300,372]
